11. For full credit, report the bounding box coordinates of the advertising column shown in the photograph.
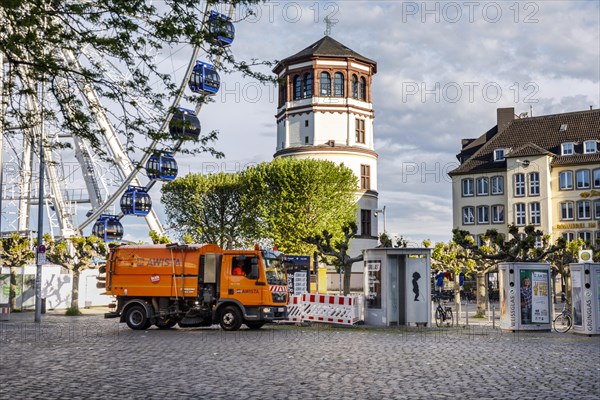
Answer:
[570,263,600,335]
[500,263,551,331]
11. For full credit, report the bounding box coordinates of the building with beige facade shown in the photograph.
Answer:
[449,107,600,248]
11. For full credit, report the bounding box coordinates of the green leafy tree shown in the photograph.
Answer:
[242,158,358,254]
[304,223,362,295]
[0,234,34,311]
[1,0,271,158]
[378,232,392,248]
[45,235,107,313]
[453,225,567,316]
[545,237,585,300]
[453,225,564,262]
[396,236,409,248]
[432,241,476,313]
[149,230,171,244]
[161,172,252,248]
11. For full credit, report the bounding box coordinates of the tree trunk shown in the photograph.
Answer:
[476,271,488,316]
[343,265,352,295]
[454,274,461,317]
[9,266,18,310]
[71,268,80,309]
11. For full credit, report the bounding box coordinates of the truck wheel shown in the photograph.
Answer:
[125,305,150,330]
[245,321,264,330]
[219,306,242,331]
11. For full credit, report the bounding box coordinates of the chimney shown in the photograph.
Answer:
[497,107,515,134]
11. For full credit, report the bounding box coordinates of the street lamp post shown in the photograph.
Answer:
[375,205,386,234]
[34,81,46,323]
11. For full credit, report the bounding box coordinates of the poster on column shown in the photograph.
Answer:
[572,270,583,326]
[366,260,381,309]
[531,271,549,323]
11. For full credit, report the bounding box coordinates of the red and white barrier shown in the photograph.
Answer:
[286,295,304,323]
[284,294,363,326]
[0,304,10,321]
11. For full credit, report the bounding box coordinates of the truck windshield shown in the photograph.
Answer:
[264,257,287,286]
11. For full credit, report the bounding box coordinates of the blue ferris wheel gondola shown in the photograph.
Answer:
[169,107,201,140]
[92,214,124,242]
[121,186,152,216]
[146,151,178,181]
[208,10,235,47]
[189,61,220,95]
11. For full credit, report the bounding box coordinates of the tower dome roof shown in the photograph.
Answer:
[273,36,377,74]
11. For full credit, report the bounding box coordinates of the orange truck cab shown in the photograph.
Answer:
[102,244,288,331]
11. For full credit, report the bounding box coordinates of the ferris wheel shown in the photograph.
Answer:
[0,4,236,242]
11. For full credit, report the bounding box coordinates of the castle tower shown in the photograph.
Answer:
[273,36,379,259]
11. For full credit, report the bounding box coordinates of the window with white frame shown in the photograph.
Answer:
[491,205,505,223]
[529,172,540,196]
[578,231,592,245]
[577,200,591,220]
[584,140,597,154]
[476,177,489,196]
[530,202,541,225]
[514,173,525,196]
[476,235,486,246]
[494,149,505,161]
[561,142,574,155]
[477,205,489,224]
[559,171,573,190]
[562,232,575,242]
[593,169,600,188]
[594,199,600,220]
[515,203,526,225]
[462,178,474,197]
[576,169,591,189]
[534,236,543,249]
[491,176,504,195]
[463,207,475,225]
[561,202,574,220]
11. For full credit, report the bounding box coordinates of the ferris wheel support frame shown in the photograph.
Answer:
[78,1,225,234]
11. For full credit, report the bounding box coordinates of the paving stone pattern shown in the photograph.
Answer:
[1,312,599,399]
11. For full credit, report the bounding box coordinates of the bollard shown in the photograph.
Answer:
[492,304,496,329]
[465,300,469,326]
[487,301,491,322]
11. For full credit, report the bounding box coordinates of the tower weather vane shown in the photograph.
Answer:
[324,16,337,36]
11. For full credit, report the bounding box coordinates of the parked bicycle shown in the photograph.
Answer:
[553,302,572,333]
[433,294,453,327]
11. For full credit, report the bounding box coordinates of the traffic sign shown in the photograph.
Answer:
[37,252,47,265]
[38,244,46,254]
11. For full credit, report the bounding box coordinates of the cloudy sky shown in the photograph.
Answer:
[110,0,599,244]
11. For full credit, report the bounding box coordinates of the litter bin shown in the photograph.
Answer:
[0,303,9,321]
[569,263,600,336]
[41,298,46,314]
[499,263,552,331]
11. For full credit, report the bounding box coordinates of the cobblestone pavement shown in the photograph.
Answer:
[1,310,599,399]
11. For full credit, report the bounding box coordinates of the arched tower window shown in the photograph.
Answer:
[334,72,344,97]
[278,80,286,107]
[359,77,367,101]
[293,75,302,100]
[351,75,358,99]
[320,72,331,96]
[303,73,312,98]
